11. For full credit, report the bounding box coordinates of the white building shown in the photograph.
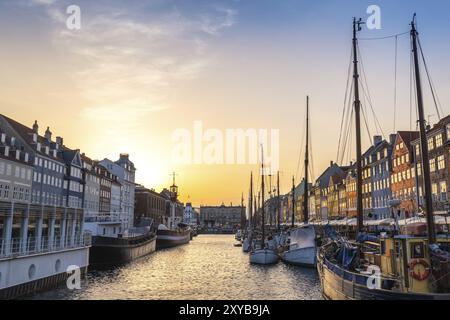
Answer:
[183,202,198,225]
[100,154,136,229]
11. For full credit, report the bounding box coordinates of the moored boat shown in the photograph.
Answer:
[250,248,279,265]
[280,226,316,267]
[84,214,156,268]
[318,16,450,300]
[156,223,191,249]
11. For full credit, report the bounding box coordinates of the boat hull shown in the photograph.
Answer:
[249,249,279,265]
[156,229,191,250]
[317,251,450,300]
[281,246,316,268]
[89,234,156,269]
[0,247,89,299]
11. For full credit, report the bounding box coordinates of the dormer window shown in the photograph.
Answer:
[16,150,20,160]
[33,133,37,142]
[45,146,49,155]
[11,137,15,146]
[1,133,5,143]
[53,150,57,157]
[25,153,29,162]
[5,146,9,156]
[37,143,41,152]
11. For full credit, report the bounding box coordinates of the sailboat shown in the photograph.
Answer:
[249,147,279,265]
[280,96,317,267]
[317,16,450,300]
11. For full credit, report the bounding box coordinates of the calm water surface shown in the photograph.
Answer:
[31,235,322,300]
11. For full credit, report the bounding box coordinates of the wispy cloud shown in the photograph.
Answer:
[25,0,238,126]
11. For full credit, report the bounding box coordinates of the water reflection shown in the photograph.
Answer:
[31,235,322,300]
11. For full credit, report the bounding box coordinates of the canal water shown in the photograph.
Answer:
[30,235,322,300]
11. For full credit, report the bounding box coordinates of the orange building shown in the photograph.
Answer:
[391,131,420,217]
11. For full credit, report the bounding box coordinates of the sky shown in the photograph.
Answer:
[0,0,449,207]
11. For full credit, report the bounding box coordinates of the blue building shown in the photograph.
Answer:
[0,116,66,206]
[370,134,396,220]
[59,147,84,209]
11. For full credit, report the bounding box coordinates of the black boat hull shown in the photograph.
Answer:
[89,234,156,269]
[156,229,191,250]
[317,252,450,300]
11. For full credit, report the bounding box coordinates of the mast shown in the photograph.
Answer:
[353,18,365,234]
[249,172,253,230]
[261,146,265,247]
[277,171,281,231]
[269,174,273,226]
[241,193,245,230]
[254,195,257,228]
[303,96,310,224]
[291,176,295,228]
[411,15,436,244]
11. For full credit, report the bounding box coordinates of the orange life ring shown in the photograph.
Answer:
[410,259,431,281]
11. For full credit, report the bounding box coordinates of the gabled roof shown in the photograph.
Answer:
[396,131,420,151]
[0,114,63,161]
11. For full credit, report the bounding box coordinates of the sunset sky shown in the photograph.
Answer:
[1,0,449,207]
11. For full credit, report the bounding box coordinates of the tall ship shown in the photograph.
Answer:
[156,174,191,250]
[0,115,90,299]
[317,16,450,300]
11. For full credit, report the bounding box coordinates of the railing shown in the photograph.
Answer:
[0,233,91,259]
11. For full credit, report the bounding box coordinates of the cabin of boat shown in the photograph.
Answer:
[318,234,450,300]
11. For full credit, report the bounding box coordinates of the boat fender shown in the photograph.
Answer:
[410,259,431,281]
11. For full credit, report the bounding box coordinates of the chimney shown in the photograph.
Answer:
[389,134,397,146]
[56,136,63,147]
[373,135,382,146]
[45,127,52,141]
[32,120,39,134]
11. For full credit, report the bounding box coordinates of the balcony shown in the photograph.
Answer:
[0,233,91,259]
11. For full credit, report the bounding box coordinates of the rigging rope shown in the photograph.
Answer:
[359,31,409,41]
[336,48,354,164]
[417,36,444,120]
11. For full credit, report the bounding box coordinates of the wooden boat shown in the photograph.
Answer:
[280,226,316,267]
[250,248,279,265]
[249,146,279,265]
[318,16,450,300]
[280,96,317,268]
[89,231,156,269]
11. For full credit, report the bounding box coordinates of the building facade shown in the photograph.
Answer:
[100,154,136,229]
[391,131,420,217]
[134,185,167,226]
[412,116,450,212]
[81,154,101,216]
[370,135,395,220]
[200,204,243,229]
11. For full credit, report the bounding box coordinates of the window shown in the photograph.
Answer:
[438,155,445,171]
[430,158,436,173]
[417,163,422,176]
[432,183,438,201]
[436,134,443,148]
[428,137,434,151]
[440,181,447,202]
